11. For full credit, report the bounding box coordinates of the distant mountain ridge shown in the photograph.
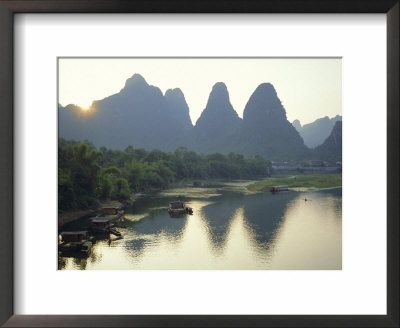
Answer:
[314,121,342,161]
[293,115,342,148]
[59,74,340,161]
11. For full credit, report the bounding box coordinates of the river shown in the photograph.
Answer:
[58,181,342,270]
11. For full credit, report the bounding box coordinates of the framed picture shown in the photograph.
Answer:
[0,0,398,327]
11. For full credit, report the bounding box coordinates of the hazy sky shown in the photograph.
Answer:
[58,58,341,125]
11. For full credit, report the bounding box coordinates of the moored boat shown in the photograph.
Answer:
[89,217,123,237]
[60,231,89,243]
[270,185,289,192]
[58,231,95,255]
[168,201,193,216]
[89,217,114,233]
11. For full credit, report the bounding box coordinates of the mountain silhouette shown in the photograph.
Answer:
[236,83,307,159]
[164,88,193,131]
[192,82,242,154]
[59,74,192,151]
[293,115,342,148]
[59,74,340,161]
[314,121,342,161]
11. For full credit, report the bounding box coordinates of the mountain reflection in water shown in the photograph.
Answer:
[59,184,342,270]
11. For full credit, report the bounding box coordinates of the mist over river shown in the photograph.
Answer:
[59,182,342,270]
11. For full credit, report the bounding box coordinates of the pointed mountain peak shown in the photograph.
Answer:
[165,88,184,98]
[252,83,278,99]
[210,82,228,96]
[165,88,188,109]
[164,88,193,129]
[292,119,302,130]
[123,73,148,89]
[212,82,228,92]
[195,81,240,133]
[205,82,230,108]
[244,82,284,120]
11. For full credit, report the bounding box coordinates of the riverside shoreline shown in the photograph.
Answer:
[247,173,342,193]
[58,198,135,228]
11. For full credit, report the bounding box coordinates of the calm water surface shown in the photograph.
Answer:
[59,182,342,270]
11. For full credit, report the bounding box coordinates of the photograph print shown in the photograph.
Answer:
[58,58,342,270]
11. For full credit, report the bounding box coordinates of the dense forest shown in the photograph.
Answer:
[58,138,271,212]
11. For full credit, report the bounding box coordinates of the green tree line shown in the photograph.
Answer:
[58,138,271,212]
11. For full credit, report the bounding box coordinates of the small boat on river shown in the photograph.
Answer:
[89,217,113,233]
[89,217,123,237]
[270,185,289,192]
[58,231,95,255]
[168,201,193,216]
[60,231,89,243]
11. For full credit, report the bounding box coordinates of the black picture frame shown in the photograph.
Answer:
[0,0,398,327]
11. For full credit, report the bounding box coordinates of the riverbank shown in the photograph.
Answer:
[58,197,136,228]
[58,209,95,227]
[169,178,238,188]
[247,173,342,192]
[58,174,340,227]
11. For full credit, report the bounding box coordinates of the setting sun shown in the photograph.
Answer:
[79,105,92,112]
